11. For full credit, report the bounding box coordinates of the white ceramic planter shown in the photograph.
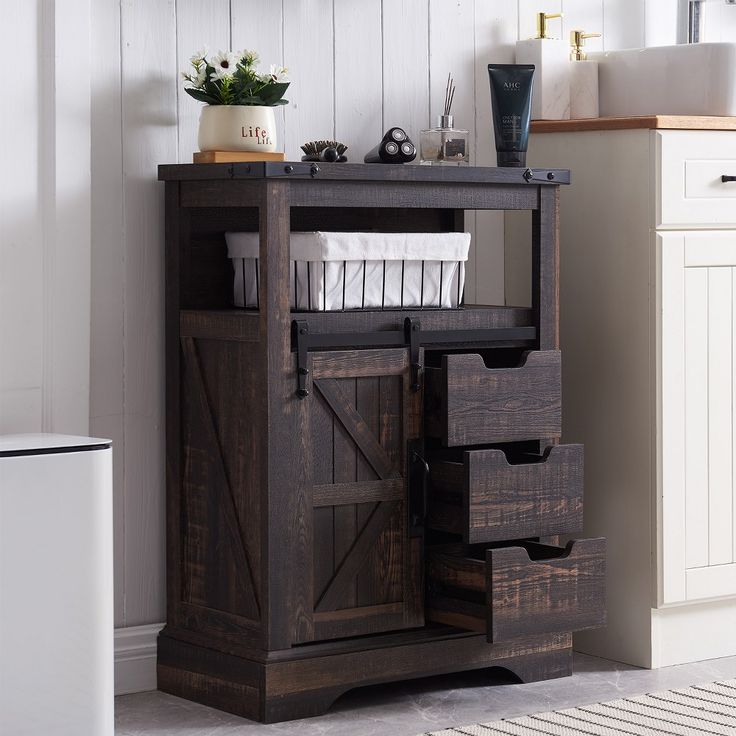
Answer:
[197,105,278,152]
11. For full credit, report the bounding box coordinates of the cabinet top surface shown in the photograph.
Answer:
[158,161,570,185]
[531,115,736,133]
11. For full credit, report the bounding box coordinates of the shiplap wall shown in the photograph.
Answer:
[0,0,91,438]
[89,0,663,631]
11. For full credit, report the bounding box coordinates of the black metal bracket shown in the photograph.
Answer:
[407,438,428,537]
[404,317,422,392]
[267,162,322,178]
[523,168,568,184]
[291,318,536,398]
[293,320,311,398]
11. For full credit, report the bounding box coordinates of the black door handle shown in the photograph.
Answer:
[721,175,736,183]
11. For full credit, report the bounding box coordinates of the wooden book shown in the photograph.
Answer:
[193,151,286,163]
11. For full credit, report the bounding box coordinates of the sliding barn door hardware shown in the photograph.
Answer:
[405,318,422,392]
[293,320,311,397]
[291,318,537,398]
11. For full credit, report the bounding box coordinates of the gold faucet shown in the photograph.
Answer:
[535,11,563,39]
[569,30,601,61]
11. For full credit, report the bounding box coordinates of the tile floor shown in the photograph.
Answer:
[116,653,736,735]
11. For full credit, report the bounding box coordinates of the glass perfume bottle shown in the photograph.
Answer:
[420,114,469,166]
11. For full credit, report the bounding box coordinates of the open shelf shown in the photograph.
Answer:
[180,304,534,344]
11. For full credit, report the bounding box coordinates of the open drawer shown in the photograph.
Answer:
[426,538,606,642]
[427,445,584,544]
[424,350,562,446]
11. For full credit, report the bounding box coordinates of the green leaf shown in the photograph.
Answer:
[185,87,221,105]
[202,78,224,104]
[233,95,265,105]
[258,82,289,105]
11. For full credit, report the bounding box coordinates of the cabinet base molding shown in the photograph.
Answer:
[651,599,736,668]
[157,627,572,723]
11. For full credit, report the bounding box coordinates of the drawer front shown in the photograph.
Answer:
[659,130,736,228]
[428,444,584,543]
[426,538,606,642]
[425,350,561,446]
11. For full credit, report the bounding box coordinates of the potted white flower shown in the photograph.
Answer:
[182,48,289,153]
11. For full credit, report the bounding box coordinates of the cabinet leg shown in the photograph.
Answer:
[502,646,573,683]
[262,687,347,723]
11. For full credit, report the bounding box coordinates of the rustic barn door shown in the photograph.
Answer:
[306,347,424,642]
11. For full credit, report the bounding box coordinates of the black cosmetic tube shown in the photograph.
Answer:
[487,64,535,167]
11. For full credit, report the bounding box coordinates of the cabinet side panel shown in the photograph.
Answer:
[520,130,654,666]
[180,337,263,626]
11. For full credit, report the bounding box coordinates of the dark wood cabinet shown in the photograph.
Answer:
[308,347,423,642]
[427,444,584,543]
[156,162,605,723]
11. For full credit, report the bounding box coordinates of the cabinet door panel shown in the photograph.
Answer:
[661,231,736,603]
[306,348,423,641]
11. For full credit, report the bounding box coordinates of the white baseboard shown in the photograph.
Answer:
[115,623,164,695]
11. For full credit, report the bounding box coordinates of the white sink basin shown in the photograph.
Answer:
[590,43,736,117]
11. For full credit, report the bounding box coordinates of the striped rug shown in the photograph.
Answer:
[423,679,736,736]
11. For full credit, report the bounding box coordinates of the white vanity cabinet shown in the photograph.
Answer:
[507,120,736,667]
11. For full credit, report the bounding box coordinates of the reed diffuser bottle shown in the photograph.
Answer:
[420,74,469,166]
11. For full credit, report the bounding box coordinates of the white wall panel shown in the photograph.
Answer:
[518,0,561,41]
[0,1,42,405]
[176,0,231,164]
[562,0,604,52]
[0,389,42,435]
[334,0,383,160]
[382,0,429,144]
[603,0,645,50]
[283,0,335,160]
[1,0,91,440]
[119,0,178,626]
[91,0,126,626]
[701,3,736,43]
[46,0,92,435]
[231,1,286,158]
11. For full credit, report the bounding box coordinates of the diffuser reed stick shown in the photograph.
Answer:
[444,73,456,116]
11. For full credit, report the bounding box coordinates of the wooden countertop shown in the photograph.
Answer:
[531,115,736,133]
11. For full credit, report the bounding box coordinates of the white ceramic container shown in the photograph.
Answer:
[590,43,736,117]
[515,38,571,120]
[198,105,278,152]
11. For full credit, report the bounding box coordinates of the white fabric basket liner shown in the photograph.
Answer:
[225,231,470,311]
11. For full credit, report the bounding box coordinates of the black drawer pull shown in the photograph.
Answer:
[721,175,736,183]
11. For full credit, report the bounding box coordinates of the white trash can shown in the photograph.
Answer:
[0,434,113,736]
